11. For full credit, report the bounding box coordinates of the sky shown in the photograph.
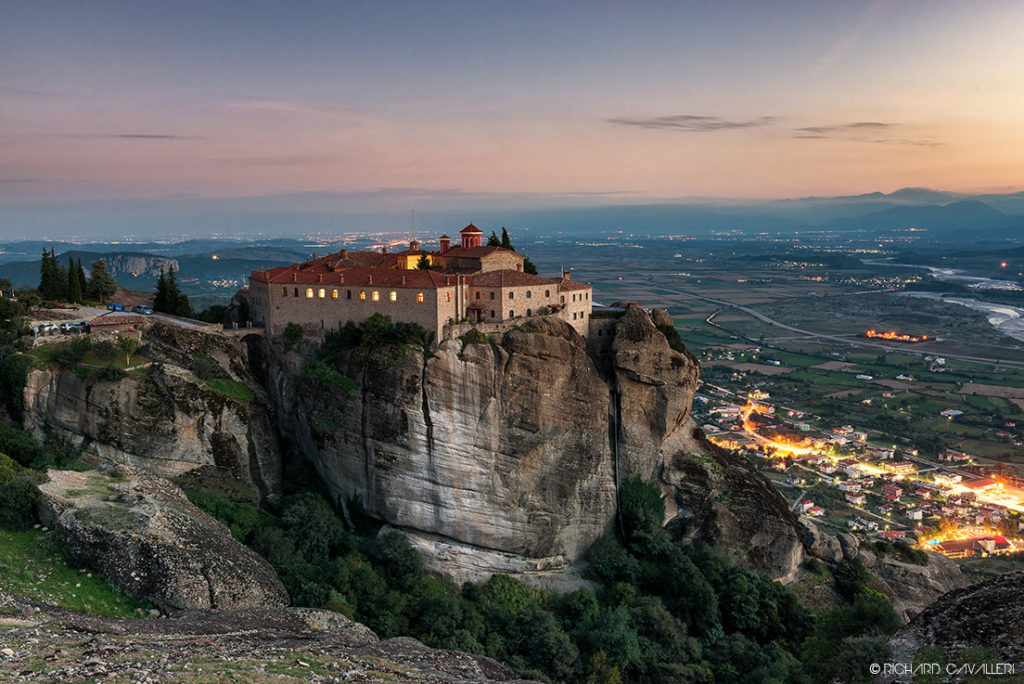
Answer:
[3,0,1024,220]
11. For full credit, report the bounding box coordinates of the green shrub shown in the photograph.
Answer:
[283,322,303,351]
[0,454,39,530]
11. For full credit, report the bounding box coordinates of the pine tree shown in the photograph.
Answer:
[523,257,538,275]
[87,259,118,302]
[66,255,82,303]
[487,231,500,246]
[153,268,168,312]
[164,266,192,317]
[416,254,431,270]
[500,227,512,250]
[38,248,68,302]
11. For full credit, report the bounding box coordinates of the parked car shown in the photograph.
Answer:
[133,305,153,315]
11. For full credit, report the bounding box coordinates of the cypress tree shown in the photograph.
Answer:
[487,231,500,246]
[76,258,87,297]
[153,268,168,313]
[66,255,82,303]
[500,227,512,250]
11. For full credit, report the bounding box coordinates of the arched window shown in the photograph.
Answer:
[372,291,380,301]
[306,288,314,298]
[509,309,514,318]
[359,291,366,300]
[389,291,397,302]
[526,308,532,316]
[318,288,325,298]
[544,289,549,297]
[572,294,576,302]
[526,290,532,299]
[417,292,424,303]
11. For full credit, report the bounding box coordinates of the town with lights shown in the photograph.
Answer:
[699,377,1024,566]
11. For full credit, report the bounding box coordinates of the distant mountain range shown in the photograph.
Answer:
[3,186,1024,242]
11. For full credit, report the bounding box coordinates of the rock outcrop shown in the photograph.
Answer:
[23,323,282,501]
[36,466,288,612]
[885,571,1024,683]
[800,519,970,621]
[0,590,532,683]
[271,308,804,582]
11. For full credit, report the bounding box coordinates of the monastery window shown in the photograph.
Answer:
[332,289,338,299]
[347,290,352,300]
[294,288,299,297]
[572,294,576,302]
[586,292,589,300]
[526,290,532,299]
[372,290,380,301]
[389,291,397,302]
[282,287,288,297]
[509,309,514,318]
[445,292,451,302]
[526,309,532,317]
[560,295,565,304]
[306,288,314,298]
[318,288,326,298]
[545,289,549,297]
[359,291,366,300]
[490,310,495,318]
[475,292,480,300]
[417,292,424,303]
[508,291,514,300]
[490,292,495,300]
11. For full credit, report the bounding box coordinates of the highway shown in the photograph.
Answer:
[657,285,1024,369]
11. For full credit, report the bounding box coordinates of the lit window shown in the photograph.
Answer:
[417,292,424,303]
[359,291,366,300]
[372,290,380,301]
[306,288,314,298]
[445,292,451,302]
[332,289,338,299]
[389,291,397,302]
[318,288,325,298]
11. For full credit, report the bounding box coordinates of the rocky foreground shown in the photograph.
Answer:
[0,591,531,683]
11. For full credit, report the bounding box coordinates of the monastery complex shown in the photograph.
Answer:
[247,224,593,342]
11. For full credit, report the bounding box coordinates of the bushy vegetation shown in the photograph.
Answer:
[152,266,192,317]
[656,323,688,354]
[320,313,432,356]
[282,322,303,352]
[187,469,900,683]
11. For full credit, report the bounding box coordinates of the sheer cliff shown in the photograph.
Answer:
[267,308,805,583]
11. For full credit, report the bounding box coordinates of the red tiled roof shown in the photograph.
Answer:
[442,245,515,259]
[460,223,482,234]
[88,315,146,326]
[469,270,558,288]
[255,266,457,289]
[558,278,590,291]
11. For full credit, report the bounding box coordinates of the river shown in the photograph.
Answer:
[862,257,1022,291]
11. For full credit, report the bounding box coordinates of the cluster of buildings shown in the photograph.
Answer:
[245,225,594,341]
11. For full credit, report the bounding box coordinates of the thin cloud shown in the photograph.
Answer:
[109,134,202,140]
[609,114,776,132]
[0,178,34,183]
[793,121,941,147]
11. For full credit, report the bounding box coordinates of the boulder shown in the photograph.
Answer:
[798,519,843,564]
[37,466,288,612]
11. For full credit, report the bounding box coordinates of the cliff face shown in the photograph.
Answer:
[272,308,805,582]
[23,323,282,501]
